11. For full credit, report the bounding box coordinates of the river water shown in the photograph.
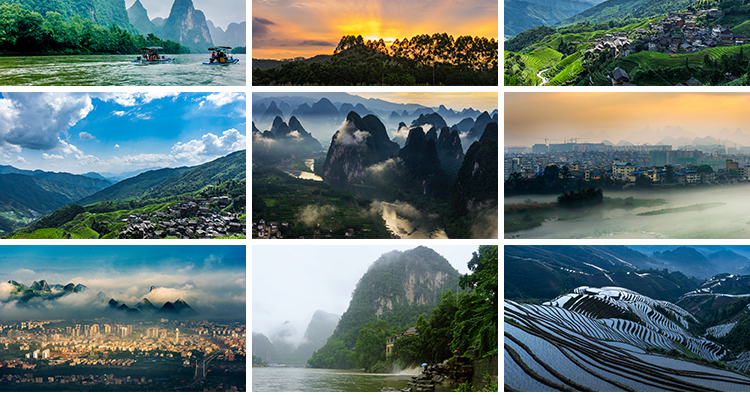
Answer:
[252,367,413,392]
[282,160,449,239]
[0,54,246,86]
[506,184,750,239]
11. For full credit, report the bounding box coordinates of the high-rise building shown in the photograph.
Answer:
[103,324,111,334]
[42,349,50,359]
[175,329,180,344]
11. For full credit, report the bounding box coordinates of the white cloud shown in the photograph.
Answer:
[201,92,246,107]
[286,130,303,141]
[95,92,180,107]
[333,120,369,146]
[1,93,94,151]
[42,153,64,160]
[171,129,246,162]
[114,144,120,148]
[79,131,94,140]
[112,111,127,117]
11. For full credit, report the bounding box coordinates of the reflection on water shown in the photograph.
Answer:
[252,367,413,392]
[297,171,323,181]
[0,54,246,86]
[378,201,447,239]
[506,185,750,239]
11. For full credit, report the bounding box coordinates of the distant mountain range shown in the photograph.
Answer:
[506,245,750,303]
[529,125,750,150]
[505,0,605,38]
[127,0,245,52]
[253,310,340,365]
[3,150,245,238]
[6,279,195,317]
[0,167,114,234]
[109,296,196,316]
[252,95,498,149]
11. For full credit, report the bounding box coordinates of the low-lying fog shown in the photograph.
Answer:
[506,184,750,239]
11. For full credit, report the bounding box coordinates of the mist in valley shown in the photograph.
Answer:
[506,184,750,238]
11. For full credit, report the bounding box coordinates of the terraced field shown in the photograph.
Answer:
[506,299,750,391]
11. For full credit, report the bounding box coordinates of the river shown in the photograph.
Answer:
[0,54,246,86]
[252,367,414,392]
[506,184,750,239]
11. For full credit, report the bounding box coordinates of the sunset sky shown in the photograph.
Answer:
[505,93,750,146]
[252,0,498,59]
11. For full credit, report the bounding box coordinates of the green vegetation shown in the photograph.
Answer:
[252,166,392,238]
[309,246,497,375]
[504,3,750,87]
[253,33,498,86]
[0,3,189,55]
[291,162,313,173]
[252,354,267,366]
[9,178,245,239]
[557,187,604,208]
[79,150,245,205]
[637,202,726,216]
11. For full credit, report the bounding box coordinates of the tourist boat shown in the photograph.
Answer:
[132,47,175,64]
[203,46,239,65]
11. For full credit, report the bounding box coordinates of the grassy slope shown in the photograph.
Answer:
[507,18,750,86]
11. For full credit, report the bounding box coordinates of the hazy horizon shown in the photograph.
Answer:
[0,246,246,321]
[506,92,750,148]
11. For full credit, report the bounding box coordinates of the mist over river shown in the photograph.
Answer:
[506,184,750,239]
[0,54,246,86]
[252,367,413,392]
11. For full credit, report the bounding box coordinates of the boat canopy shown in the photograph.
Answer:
[208,46,232,51]
[139,46,163,51]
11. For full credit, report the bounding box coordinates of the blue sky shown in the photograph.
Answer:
[0,92,246,175]
[0,245,246,321]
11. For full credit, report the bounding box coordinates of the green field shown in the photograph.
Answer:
[252,167,392,238]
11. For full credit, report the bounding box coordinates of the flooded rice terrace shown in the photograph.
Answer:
[506,184,750,239]
[0,54,246,85]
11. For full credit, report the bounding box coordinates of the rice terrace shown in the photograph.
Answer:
[506,245,750,391]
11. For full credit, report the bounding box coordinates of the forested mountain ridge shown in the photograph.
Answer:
[77,150,245,205]
[0,0,135,31]
[0,173,111,235]
[307,247,460,369]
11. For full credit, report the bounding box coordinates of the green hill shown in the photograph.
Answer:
[78,150,246,205]
[307,246,460,369]
[506,0,593,38]
[0,173,110,235]
[0,0,134,31]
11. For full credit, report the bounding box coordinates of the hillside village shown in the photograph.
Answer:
[579,9,750,85]
[118,197,245,239]
[586,9,742,59]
